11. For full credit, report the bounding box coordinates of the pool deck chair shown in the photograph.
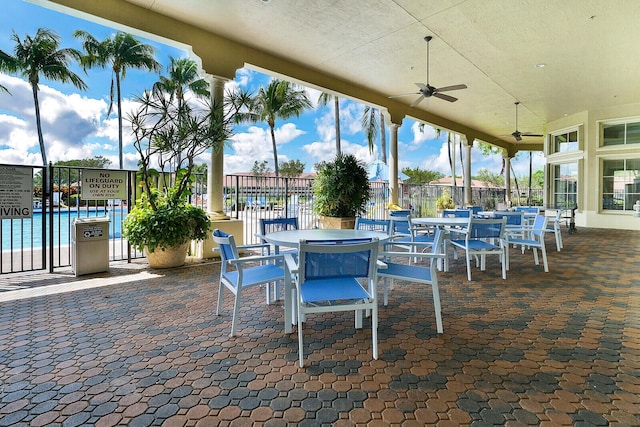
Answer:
[212,229,286,337]
[355,217,391,234]
[377,227,447,333]
[545,209,564,251]
[285,238,380,367]
[447,217,508,281]
[505,214,550,273]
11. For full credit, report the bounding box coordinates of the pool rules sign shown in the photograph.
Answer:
[0,166,33,219]
[81,170,127,201]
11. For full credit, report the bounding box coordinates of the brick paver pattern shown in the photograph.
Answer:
[0,228,639,426]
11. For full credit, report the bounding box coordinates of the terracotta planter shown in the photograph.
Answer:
[318,215,356,230]
[145,242,189,269]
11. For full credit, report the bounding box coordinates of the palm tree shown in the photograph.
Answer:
[74,30,161,169]
[153,56,210,166]
[361,106,387,163]
[318,92,341,154]
[153,56,210,107]
[0,28,87,165]
[234,79,311,177]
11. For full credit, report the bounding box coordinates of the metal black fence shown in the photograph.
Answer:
[0,164,144,274]
[2,163,524,274]
[222,174,510,245]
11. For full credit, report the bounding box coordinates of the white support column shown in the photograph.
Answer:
[504,154,512,207]
[389,123,399,206]
[207,76,229,220]
[463,136,473,206]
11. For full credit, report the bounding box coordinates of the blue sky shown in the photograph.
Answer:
[0,0,544,177]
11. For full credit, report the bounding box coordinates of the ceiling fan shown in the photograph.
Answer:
[510,101,543,141]
[389,35,467,106]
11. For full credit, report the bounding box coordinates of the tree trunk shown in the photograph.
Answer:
[31,85,47,166]
[380,111,387,164]
[269,124,279,177]
[116,71,123,169]
[334,96,341,154]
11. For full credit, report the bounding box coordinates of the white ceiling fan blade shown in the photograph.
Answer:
[410,95,425,107]
[433,92,458,102]
[436,84,467,92]
[521,132,543,137]
[415,83,427,91]
[388,92,419,99]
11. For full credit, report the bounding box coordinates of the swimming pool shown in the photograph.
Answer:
[1,209,127,251]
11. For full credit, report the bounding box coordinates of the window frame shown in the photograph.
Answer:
[598,116,640,148]
[600,157,640,212]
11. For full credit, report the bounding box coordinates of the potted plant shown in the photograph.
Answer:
[436,189,455,216]
[123,86,235,268]
[312,153,371,229]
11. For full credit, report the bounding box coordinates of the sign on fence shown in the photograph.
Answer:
[81,170,127,200]
[0,166,33,219]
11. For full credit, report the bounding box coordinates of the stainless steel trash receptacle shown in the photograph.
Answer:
[72,216,110,276]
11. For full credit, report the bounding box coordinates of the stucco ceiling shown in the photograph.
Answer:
[41,0,640,152]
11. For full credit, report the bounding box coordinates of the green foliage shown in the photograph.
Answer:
[1,28,87,165]
[312,153,371,217]
[401,167,444,185]
[232,79,312,177]
[436,189,455,210]
[251,160,271,176]
[482,197,496,210]
[279,159,305,177]
[121,73,245,253]
[475,168,504,187]
[532,169,544,188]
[123,189,210,252]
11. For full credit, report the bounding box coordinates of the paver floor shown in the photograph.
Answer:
[0,228,638,426]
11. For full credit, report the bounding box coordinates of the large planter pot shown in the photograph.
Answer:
[318,215,356,230]
[145,242,190,269]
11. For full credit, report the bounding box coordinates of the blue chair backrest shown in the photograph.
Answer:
[468,206,483,215]
[300,238,377,280]
[493,211,524,226]
[355,218,390,233]
[390,216,411,235]
[212,229,236,265]
[389,209,411,218]
[442,209,470,218]
[531,214,547,239]
[468,218,505,239]
[260,217,299,235]
[515,206,540,214]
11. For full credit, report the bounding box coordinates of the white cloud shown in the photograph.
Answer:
[302,138,376,172]
[0,74,112,165]
[226,122,306,173]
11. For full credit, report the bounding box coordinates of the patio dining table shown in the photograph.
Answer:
[259,228,390,333]
[412,217,470,228]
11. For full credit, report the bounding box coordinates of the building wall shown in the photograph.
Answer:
[546,103,640,230]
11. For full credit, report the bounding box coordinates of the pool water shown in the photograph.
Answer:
[1,209,127,251]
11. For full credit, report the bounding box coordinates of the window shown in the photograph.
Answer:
[602,159,640,211]
[553,130,578,153]
[602,120,640,146]
[552,162,577,209]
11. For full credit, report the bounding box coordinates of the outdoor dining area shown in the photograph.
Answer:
[1,213,637,426]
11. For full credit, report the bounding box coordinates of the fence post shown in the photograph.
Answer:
[47,162,54,273]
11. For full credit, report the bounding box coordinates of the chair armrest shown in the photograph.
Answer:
[237,243,271,250]
[284,253,298,274]
[229,253,284,267]
[379,251,447,260]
